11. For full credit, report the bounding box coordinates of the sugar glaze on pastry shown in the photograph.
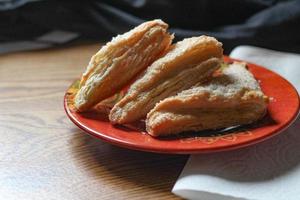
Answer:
[109,36,223,124]
[146,62,269,136]
[74,19,173,112]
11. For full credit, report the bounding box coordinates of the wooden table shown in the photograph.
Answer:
[0,44,188,200]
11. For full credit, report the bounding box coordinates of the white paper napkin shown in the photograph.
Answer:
[172,46,300,200]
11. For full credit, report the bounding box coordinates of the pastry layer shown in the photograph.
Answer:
[146,62,269,136]
[109,36,223,124]
[74,19,173,112]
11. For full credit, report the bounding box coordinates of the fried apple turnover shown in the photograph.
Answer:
[109,36,223,124]
[146,62,269,136]
[74,19,173,112]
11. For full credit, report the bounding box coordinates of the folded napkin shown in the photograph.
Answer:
[172,46,300,200]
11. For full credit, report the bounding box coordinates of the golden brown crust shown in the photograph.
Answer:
[146,62,269,137]
[74,19,173,112]
[109,36,223,124]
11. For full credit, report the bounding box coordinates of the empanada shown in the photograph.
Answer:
[146,62,269,136]
[109,36,223,124]
[74,19,173,112]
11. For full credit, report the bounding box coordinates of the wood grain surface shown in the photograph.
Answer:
[0,44,188,200]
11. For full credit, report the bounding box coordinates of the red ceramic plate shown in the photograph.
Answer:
[64,57,300,154]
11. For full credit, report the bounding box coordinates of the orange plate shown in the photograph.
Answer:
[64,57,300,154]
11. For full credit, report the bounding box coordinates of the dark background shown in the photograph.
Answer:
[1,0,300,54]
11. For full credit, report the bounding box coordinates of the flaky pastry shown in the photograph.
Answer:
[74,19,173,112]
[109,36,223,124]
[146,62,269,136]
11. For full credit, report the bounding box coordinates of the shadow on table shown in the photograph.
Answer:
[70,130,188,192]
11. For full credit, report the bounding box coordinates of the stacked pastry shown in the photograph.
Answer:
[74,19,268,137]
